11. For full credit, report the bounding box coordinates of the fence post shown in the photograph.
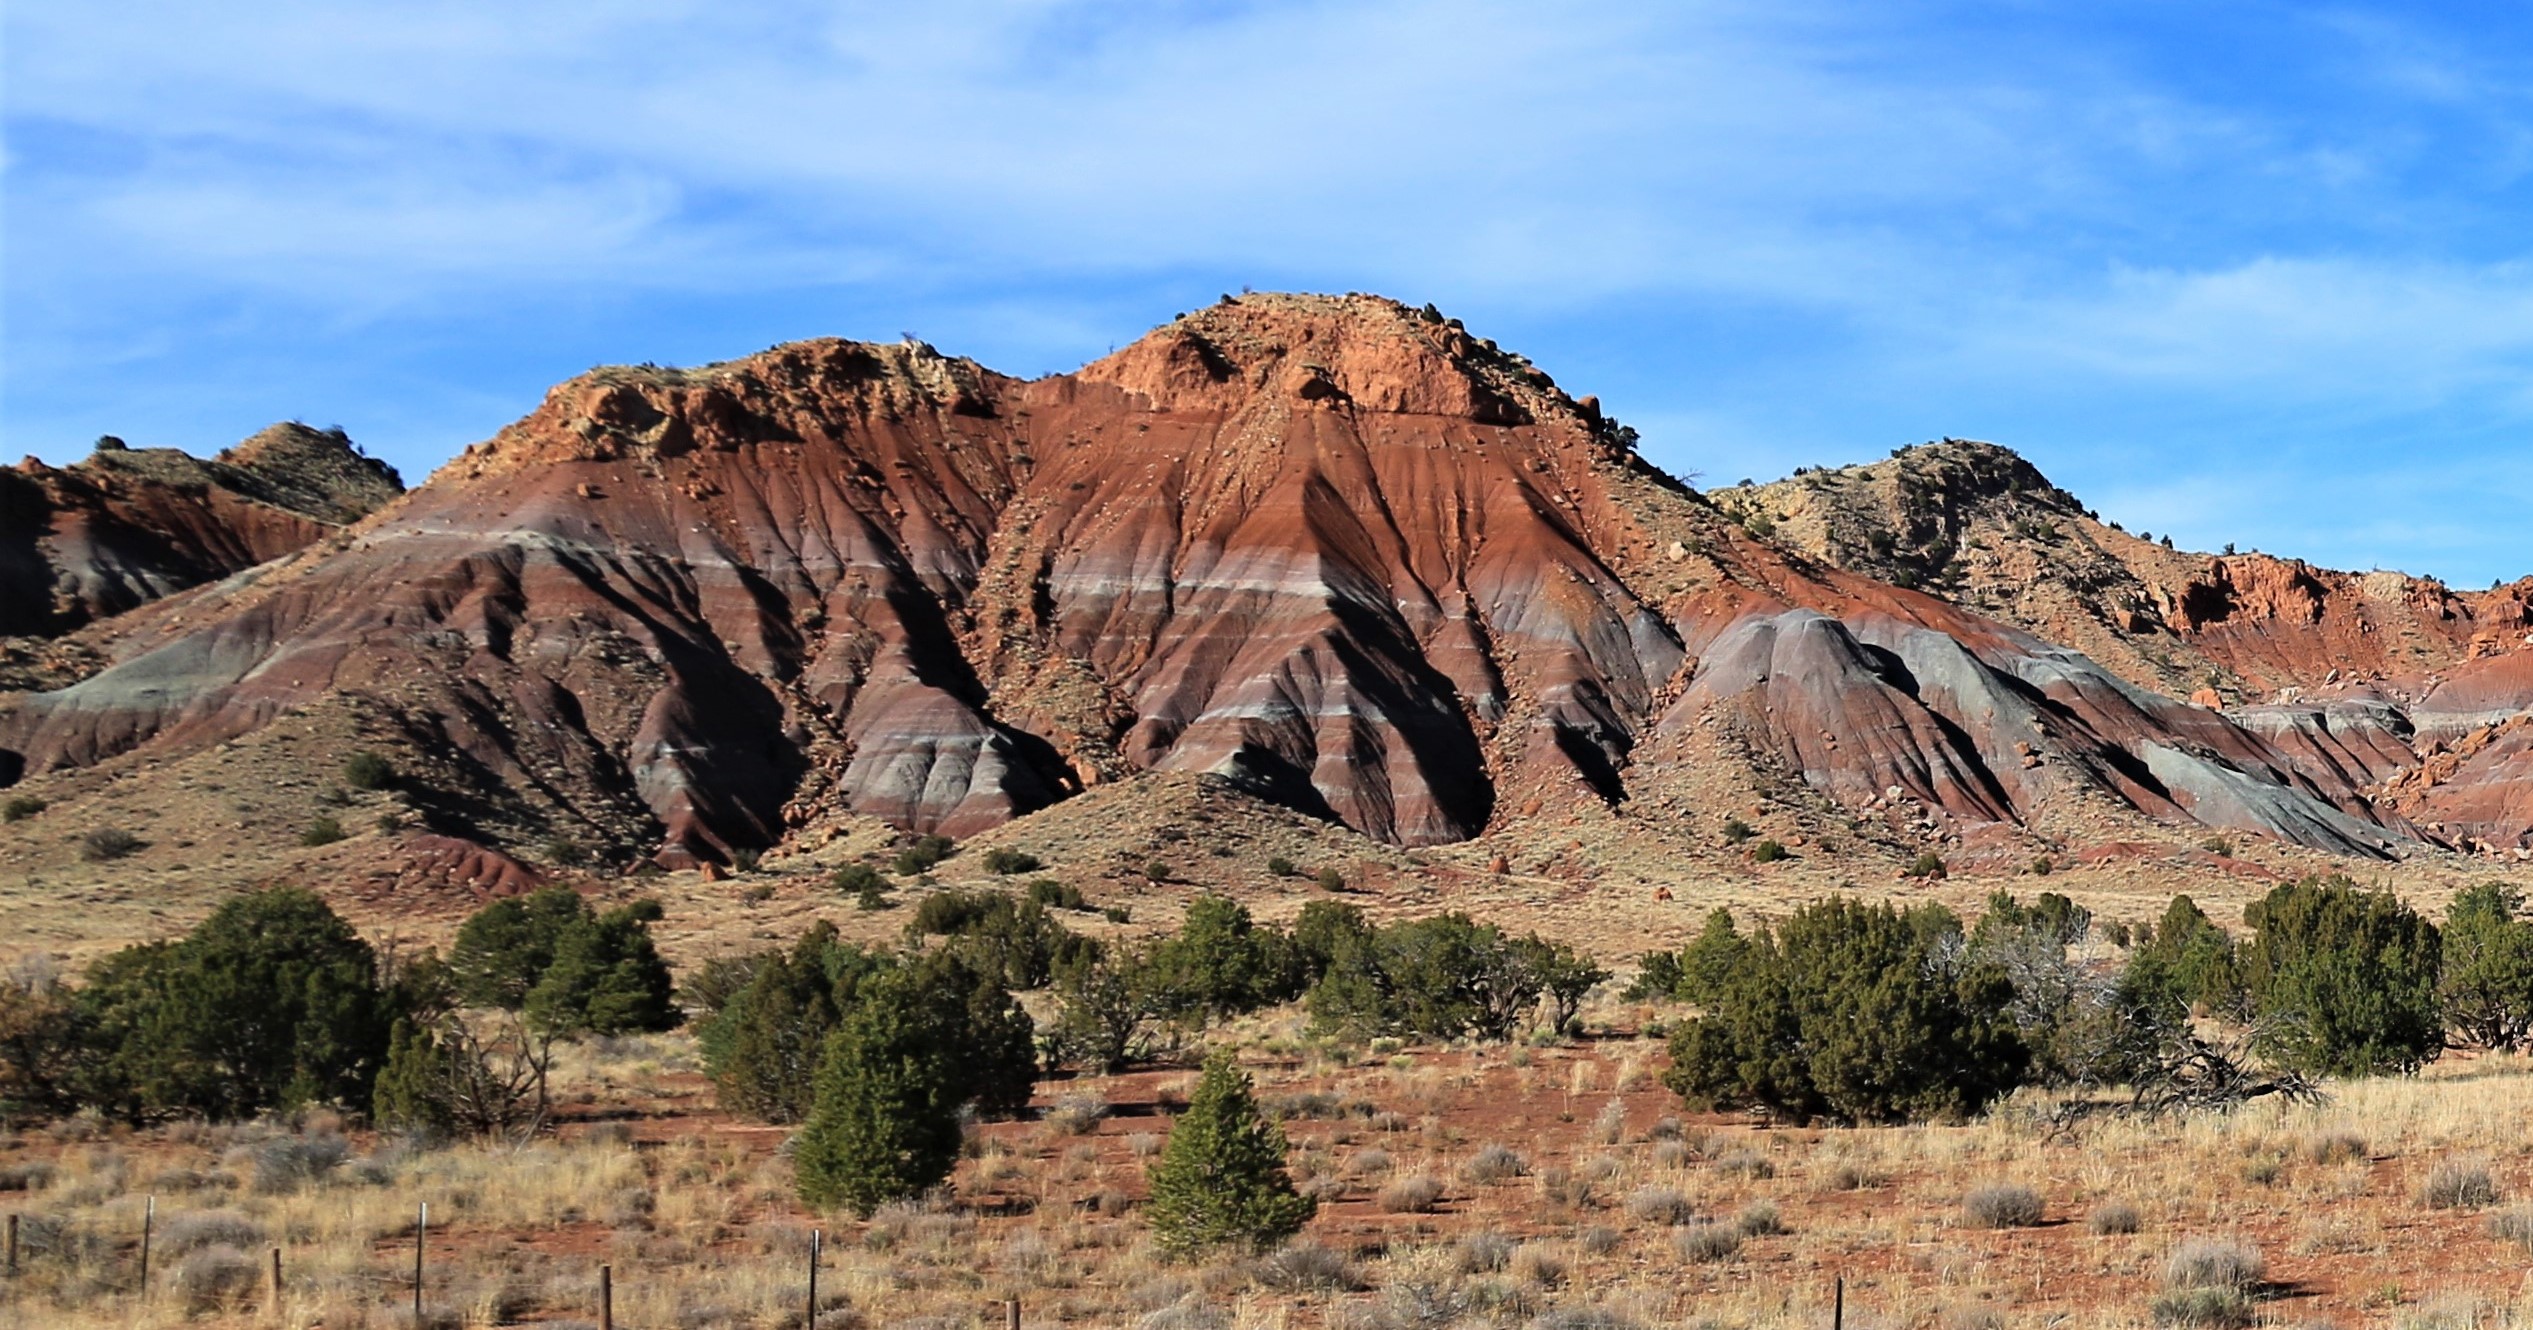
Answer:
[806,1229,822,1330]
[413,1201,428,1323]
[7,1211,17,1278]
[1833,1275,1844,1330]
[139,1194,155,1297]
[1007,1297,1021,1329]
[599,1263,613,1330]
[269,1246,284,1321]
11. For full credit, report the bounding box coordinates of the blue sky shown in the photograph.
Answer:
[7,1,2532,585]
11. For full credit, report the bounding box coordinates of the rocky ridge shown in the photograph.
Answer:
[2,298,2528,886]
[3,423,403,640]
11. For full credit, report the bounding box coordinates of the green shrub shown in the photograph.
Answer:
[523,899,680,1037]
[1749,840,1788,863]
[1047,944,1162,1072]
[793,971,971,1215]
[541,837,590,868]
[2440,882,2533,1052]
[1626,911,1759,1006]
[1972,890,2091,948]
[2244,876,2441,1076]
[79,828,142,862]
[0,977,83,1122]
[907,890,1090,992]
[908,888,1002,936]
[300,817,346,848]
[1025,878,1087,910]
[891,834,954,876]
[372,1018,456,1137]
[2125,896,2246,1017]
[1305,913,1591,1043]
[1145,1053,1315,1257]
[701,924,868,1123]
[831,863,885,896]
[1903,851,1946,880]
[1675,908,1753,1006]
[1267,856,1298,878]
[342,751,395,791]
[1315,866,1346,892]
[907,948,1039,1120]
[72,888,395,1120]
[447,888,590,1009]
[2,795,44,823]
[1149,895,1298,1026]
[1624,950,1685,1002]
[981,847,1042,875]
[1720,818,1754,845]
[1661,898,2025,1124]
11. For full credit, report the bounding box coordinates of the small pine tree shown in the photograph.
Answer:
[1674,907,1752,1005]
[373,1018,456,1137]
[793,972,967,1215]
[2244,876,2441,1076]
[72,887,394,1120]
[448,888,590,1009]
[2442,883,2533,1052]
[523,899,680,1037]
[2128,895,2245,1016]
[832,862,888,901]
[343,751,396,791]
[709,930,844,1123]
[1662,897,2026,1124]
[1145,1052,1315,1257]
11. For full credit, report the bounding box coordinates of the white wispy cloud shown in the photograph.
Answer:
[6,1,2533,581]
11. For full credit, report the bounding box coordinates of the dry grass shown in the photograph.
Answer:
[2421,1156,2501,1210]
[1963,1182,2046,1229]
[7,1029,2533,1327]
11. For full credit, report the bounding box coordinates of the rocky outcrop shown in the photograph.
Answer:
[2,299,2522,862]
[2,424,403,636]
[1733,439,2533,853]
[1730,441,2533,702]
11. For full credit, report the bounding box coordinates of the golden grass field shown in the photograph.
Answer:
[8,753,2533,1328]
[5,987,2533,1330]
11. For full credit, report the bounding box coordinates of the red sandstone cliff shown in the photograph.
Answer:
[1,298,2524,865]
[2,423,403,637]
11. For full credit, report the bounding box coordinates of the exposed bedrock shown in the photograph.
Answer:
[4,295,2525,861]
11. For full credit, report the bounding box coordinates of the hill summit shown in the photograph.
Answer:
[3,295,2529,905]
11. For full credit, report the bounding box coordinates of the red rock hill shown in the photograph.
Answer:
[3,296,2526,864]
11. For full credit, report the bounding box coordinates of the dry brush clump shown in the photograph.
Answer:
[1255,1240,1364,1293]
[2488,1207,2533,1253]
[1624,1184,1697,1226]
[1673,1221,1743,1263]
[2088,1201,2144,1235]
[2420,1156,2500,1210]
[1379,1173,1446,1214]
[1962,1182,2045,1229]
[2152,1236,2265,1328]
[1461,1143,1527,1184]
